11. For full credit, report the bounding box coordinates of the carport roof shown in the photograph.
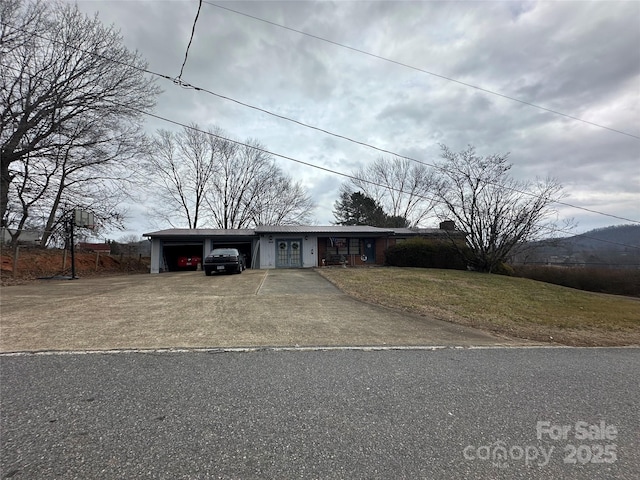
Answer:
[143,228,256,237]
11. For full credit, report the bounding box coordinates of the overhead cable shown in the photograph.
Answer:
[176,0,203,81]
[112,103,640,251]
[203,1,640,141]
[2,21,639,228]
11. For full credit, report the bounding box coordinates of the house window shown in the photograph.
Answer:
[326,237,361,255]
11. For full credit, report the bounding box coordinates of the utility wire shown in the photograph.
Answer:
[3,21,639,228]
[112,102,640,251]
[3,38,636,250]
[177,0,203,81]
[154,77,640,226]
[203,1,640,141]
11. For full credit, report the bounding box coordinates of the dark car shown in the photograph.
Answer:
[203,248,245,275]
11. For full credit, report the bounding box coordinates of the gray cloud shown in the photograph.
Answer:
[72,0,639,236]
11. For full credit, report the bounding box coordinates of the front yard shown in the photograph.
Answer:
[317,267,640,346]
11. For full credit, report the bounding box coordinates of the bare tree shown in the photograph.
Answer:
[1,0,159,234]
[349,156,438,227]
[248,171,315,226]
[435,145,567,273]
[208,141,265,229]
[144,126,225,228]
[207,139,315,228]
[144,127,315,229]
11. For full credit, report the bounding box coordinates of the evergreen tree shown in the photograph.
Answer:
[333,189,408,227]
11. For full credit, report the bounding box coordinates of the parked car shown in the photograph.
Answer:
[177,255,201,270]
[203,248,245,275]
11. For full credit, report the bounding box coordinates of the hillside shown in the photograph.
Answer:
[1,247,149,285]
[318,267,640,347]
[512,224,640,268]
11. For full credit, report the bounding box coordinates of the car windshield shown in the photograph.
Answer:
[210,248,238,256]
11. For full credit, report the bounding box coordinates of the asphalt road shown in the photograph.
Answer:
[1,347,638,479]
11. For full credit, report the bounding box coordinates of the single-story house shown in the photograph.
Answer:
[143,222,465,273]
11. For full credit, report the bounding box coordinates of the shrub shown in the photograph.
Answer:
[513,265,640,297]
[493,262,515,276]
[384,238,469,270]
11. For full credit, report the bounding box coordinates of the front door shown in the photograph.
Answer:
[364,238,375,263]
[276,239,303,268]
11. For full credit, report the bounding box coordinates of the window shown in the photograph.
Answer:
[326,237,361,255]
[349,238,360,254]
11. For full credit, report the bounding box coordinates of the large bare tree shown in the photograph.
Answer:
[144,126,226,229]
[144,126,315,229]
[1,0,159,237]
[349,156,438,227]
[435,145,566,273]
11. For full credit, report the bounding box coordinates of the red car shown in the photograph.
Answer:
[177,256,201,270]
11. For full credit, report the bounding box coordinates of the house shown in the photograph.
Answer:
[143,223,465,273]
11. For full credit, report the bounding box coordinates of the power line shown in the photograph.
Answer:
[177,0,203,81]
[155,77,640,226]
[203,1,640,141]
[113,103,640,251]
[2,21,639,228]
[3,32,637,251]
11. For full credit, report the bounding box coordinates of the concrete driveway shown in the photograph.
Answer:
[0,269,519,352]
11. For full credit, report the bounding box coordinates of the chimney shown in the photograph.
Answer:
[439,220,455,231]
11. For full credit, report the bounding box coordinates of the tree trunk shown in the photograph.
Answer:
[0,155,15,227]
[39,174,67,248]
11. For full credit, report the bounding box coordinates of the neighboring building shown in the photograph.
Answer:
[78,242,112,254]
[0,228,42,246]
[143,223,465,273]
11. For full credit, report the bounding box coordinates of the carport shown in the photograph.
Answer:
[162,241,204,271]
[144,229,258,273]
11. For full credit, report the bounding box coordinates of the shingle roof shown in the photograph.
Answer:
[143,228,255,237]
[391,228,466,237]
[143,225,465,238]
[254,225,394,235]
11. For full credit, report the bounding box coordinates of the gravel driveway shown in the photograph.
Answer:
[0,269,521,352]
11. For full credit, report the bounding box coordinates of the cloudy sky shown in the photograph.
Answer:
[71,0,639,239]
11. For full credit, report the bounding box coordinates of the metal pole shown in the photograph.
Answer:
[70,213,77,279]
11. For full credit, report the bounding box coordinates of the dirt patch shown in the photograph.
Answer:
[1,247,149,286]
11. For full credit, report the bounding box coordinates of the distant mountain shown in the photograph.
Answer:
[512,224,640,268]
[568,224,640,250]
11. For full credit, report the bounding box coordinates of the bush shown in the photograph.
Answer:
[384,238,469,270]
[513,265,640,297]
[492,262,515,276]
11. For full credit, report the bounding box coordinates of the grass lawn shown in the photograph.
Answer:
[316,267,640,346]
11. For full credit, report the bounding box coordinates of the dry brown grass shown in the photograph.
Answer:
[317,267,640,346]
